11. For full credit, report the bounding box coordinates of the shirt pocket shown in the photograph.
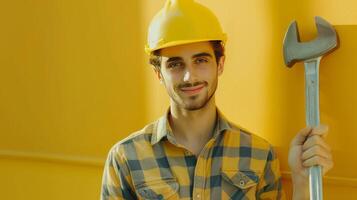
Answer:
[135,178,179,200]
[221,170,260,199]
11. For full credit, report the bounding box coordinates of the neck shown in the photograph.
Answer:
[168,96,217,152]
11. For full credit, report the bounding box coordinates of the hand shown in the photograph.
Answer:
[288,125,333,199]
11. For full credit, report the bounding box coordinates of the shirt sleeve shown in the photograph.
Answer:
[100,145,137,200]
[256,145,287,199]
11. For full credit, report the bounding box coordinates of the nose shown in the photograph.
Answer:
[183,65,198,82]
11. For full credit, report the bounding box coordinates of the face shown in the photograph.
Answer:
[155,41,225,110]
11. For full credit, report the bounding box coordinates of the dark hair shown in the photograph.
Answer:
[149,40,225,71]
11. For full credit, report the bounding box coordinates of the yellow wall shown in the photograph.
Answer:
[1,0,357,199]
[0,0,146,199]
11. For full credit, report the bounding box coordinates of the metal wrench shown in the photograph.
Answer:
[283,16,338,200]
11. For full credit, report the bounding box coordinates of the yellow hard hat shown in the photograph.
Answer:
[145,0,227,55]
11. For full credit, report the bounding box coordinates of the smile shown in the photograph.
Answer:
[180,84,205,95]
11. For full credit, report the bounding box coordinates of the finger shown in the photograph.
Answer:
[302,155,333,169]
[302,145,332,161]
[302,156,334,175]
[323,159,334,175]
[310,124,329,138]
[302,135,331,152]
[291,126,313,146]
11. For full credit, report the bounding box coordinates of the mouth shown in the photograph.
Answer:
[180,84,205,95]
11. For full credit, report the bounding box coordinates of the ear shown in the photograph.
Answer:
[217,56,225,76]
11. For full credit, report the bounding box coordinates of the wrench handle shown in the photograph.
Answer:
[304,57,323,200]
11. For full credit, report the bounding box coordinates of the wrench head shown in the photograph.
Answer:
[283,16,338,67]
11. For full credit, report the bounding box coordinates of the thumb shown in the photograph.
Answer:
[311,124,329,138]
[291,126,313,146]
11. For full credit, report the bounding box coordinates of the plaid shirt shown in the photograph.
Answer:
[101,108,285,199]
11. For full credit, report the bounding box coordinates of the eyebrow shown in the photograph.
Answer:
[192,52,213,59]
[166,52,213,63]
[166,56,182,63]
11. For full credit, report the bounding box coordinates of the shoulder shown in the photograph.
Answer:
[226,121,273,150]
[108,119,158,156]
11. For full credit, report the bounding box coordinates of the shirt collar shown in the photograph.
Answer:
[150,107,233,145]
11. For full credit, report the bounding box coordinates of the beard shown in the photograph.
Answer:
[168,78,218,111]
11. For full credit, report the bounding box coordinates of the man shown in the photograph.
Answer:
[101,0,333,199]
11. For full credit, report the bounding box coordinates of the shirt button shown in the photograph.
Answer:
[184,150,191,155]
[239,180,245,187]
[196,194,201,199]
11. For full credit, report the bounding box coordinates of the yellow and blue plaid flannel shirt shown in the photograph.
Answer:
[101,108,285,199]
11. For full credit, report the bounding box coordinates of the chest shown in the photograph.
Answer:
[124,133,269,199]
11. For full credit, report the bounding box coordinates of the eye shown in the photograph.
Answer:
[167,61,184,69]
[195,57,209,64]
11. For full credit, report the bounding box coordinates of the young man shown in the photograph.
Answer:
[101,0,333,199]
